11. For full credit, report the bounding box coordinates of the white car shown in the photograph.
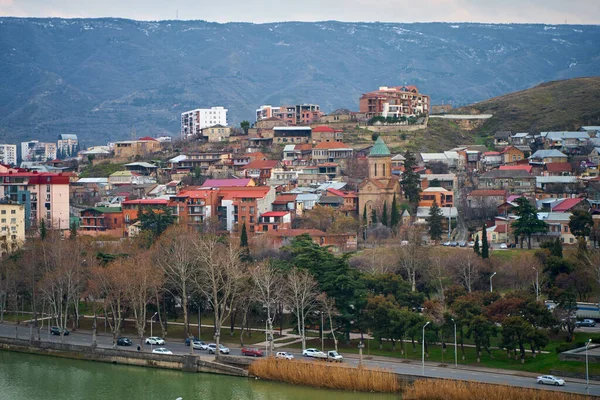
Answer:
[302,348,327,359]
[537,375,565,386]
[152,347,173,355]
[275,351,295,360]
[192,340,209,350]
[145,337,165,345]
[327,350,343,362]
[499,243,508,249]
[208,343,230,354]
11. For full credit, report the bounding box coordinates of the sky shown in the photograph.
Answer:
[0,0,599,24]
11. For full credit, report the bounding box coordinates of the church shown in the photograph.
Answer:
[357,137,402,222]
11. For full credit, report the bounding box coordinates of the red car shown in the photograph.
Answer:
[241,347,264,357]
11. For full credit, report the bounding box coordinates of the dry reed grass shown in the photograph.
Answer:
[403,379,589,400]
[248,357,401,393]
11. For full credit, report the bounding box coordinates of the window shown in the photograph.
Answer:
[46,184,51,193]
[249,207,255,214]
[125,215,130,222]
[10,218,16,224]
[11,235,16,240]
[10,210,15,214]
[0,219,4,224]
[0,210,5,215]
[564,225,569,233]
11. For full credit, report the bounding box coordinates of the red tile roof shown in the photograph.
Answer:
[552,198,583,212]
[313,141,351,149]
[327,188,357,198]
[468,189,507,197]
[219,186,272,200]
[499,165,533,173]
[312,126,335,133]
[545,163,573,173]
[273,194,298,204]
[138,136,158,141]
[175,189,214,199]
[242,160,279,170]
[484,151,501,156]
[261,211,290,217]
[202,178,252,187]
[122,199,168,205]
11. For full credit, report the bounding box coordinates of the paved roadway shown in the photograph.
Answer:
[1,323,599,396]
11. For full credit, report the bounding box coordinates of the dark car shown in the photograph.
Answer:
[50,326,69,336]
[576,319,597,327]
[185,337,200,346]
[241,347,264,357]
[117,337,133,346]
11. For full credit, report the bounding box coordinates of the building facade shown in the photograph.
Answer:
[0,144,17,165]
[57,134,79,158]
[181,106,228,138]
[0,201,25,256]
[256,104,323,125]
[21,141,57,162]
[359,85,430,119]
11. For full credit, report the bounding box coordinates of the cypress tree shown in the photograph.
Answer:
[371,209,377,225]
[240,222,248,247]
[390,193,399,228]
[481,223,489,259]
[381,201,389,226]
[474,234,480,255]
[39,219,47,241]
[427,200,444,241]
[69,221,78,240]
[363,205,368,225]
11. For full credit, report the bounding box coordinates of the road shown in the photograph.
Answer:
[1,323,598,396]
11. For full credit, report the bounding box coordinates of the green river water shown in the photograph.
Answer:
[0,351,398,400]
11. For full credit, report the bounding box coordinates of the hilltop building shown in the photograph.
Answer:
[256,104,323,125]
[20,141,57,162]
[0,144,17,165]
[181,106,228,139]
[57,134,79,158]
[359,85,430,119]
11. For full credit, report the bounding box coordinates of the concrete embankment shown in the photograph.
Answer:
[0,337,247,377]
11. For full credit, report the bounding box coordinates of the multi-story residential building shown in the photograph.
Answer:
[0,144,17,165]
[311,126,343,144]
[311,142,353,164]
[530,150,569,165]
[113,137,161,160]
[478,170,536,194]
[541,131,590,149]
[57,134,78,158]
[359,85,430,119]
[181,106,228,139]
[0,200,25,256]
[258,211,292,233]
[418,187,454,208]
[121,199,169,237]
[170,189,221,227]
[273,127,312,144]
[0,171,70,230]
[201,125,231,142]
[218,186,277,234]
[21,141,57,162]
[256,104,323,125]
[242,160,280,183]
[79,207,123,237]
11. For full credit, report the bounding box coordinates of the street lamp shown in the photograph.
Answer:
[422,321,430,376]
[586,339,592,394]
[490,272,497,293]
[358,341,365,367]
[150,312,158,351]
[451,318,457,368]
[536,269,540,300]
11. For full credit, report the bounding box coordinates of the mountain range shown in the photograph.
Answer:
[1,18,599,146]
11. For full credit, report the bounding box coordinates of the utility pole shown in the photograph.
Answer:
[490,272,497,293]
[422,321,430,376]
[451,318,457,368]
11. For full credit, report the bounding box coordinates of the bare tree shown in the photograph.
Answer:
[396,227,429,292]
[318,292,339,352]
[582,250,600,308]
[451,251,481,293]
[428,248,453,307]
[194,235,245,359]
[153,225,199,339]
[286,267,319,351]
[251,261,283,356]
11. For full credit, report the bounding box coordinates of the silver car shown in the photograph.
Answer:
[537,375,565,386]
[276,351,295,360]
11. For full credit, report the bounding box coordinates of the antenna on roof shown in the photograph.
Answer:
[130,124,137,141]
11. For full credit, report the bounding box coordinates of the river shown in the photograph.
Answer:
[0,351,398,400]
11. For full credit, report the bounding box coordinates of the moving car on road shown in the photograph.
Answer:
[576,319,596,327]
[191,340,208,350]
[302,348,327,359]
[117,337,132,346]
[152,348,173,355]
[207,343,230,354]
[50,326,69,336]
[537,375,565,386]
[327,350,343,362]
[275,351,295,360]
[145,337,165,345]
[241,347,264,357]
[499,243,508,249]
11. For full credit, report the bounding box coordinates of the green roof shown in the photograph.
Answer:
[84,207,122,214]
[369,137,391,157]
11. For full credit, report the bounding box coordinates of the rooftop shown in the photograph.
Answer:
[369,137,391,157]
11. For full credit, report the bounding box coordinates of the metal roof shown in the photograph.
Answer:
[369,137,391,157]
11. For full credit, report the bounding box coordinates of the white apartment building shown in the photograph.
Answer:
[181,107,228,139]
[0,144,17,165]
[256,105,281,121]
[57,134,78,158]
[21,140,57,162]
[0,201,25,256]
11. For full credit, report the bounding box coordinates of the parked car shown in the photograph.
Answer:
[576,319,597,327]
[275,351,295,360]
[241,347,264,357]
[442,241,452,246]
[327,350,343,362]
[467,241,475,248]
[537,375,565,386]
[191,340,208,350]
[208,343,230,354]
[145,337,165,345]
[117,337,132,346]
[499,243,508,249]
[184,337,199,346]
[152,347,173,355]
[50,326,69,336]
[302,348,327,359]
[458,241,467,247]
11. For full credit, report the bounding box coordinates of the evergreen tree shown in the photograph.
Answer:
[363,205,368,225]
[381,201,389,226]
[240,120,250,135]
[481,222,489,259]
[371,209,377,225]
[39,219,47,241]
[427,201,444,241]
[240,222,249,247]
[138,205,177,238]
[390,193,399,228]
[511,197,548,249]
[69,221,78,240]
[400,151,421,210]
[474,234,480,255]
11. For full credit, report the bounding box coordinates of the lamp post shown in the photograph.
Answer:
[422,321,430,376]
[150,312,158,351]
[586,339,592,394]
[451,318,457,368]
[358,341,365,367]
[490,272,497,293]
[533,267,539,301]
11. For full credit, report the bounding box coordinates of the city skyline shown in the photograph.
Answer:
[1,0,599,25]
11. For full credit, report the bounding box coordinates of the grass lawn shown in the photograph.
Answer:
[284,336,600,376]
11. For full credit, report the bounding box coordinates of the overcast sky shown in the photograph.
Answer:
[1,0,599,24]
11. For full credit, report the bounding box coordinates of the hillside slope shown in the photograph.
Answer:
[1,18,600,145]
[460,77,600,134]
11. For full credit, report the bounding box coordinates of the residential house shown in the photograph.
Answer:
[124,162,158,176]
[201,124,231,142]
[420,151,460,169]
[501,146,525,164]
[311,126,344,143]
[181,106,228,138]
[273,127,312,144]
[420,173,458,191]
[588,147,600,165]
[418,187,454,207]
[169,188,221,227]
[544,163,573,176]
[530,150,569,165]
[321,188,358,216]
[499,165,534,174]
[113,137,161,160]
[218,186,277,234]
[242,160,280,183]
[79,207,123,237]
[201,178,255,188]
[282,144,312,165]
[535,176,579,192]
[483,151,503,168]
[538,212,578,245]
[258,211,292,232]
[494,131,512,147]
[580,126,600,136]
[467,189,507,210]
[311,142,353,163]
[121,198,169,236]
[272,194,303,216]
[108,171,156,186]
[415,206,458,229]
[263,229,358,253]
[478,170,535,194]
[0,200,25,255]
[359,85,430,118]
[542,131,590,149]
[229,152,268,169]
[551,198,590,213]
[509,132,532,146]
[267,169,299,186]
